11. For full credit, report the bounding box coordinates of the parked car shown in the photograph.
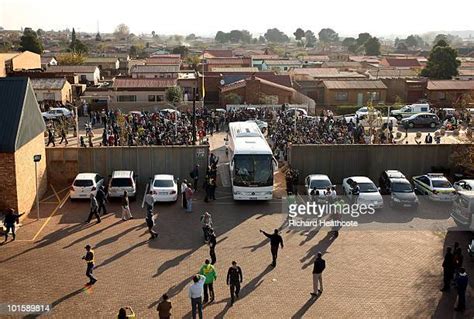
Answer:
[379,170,418,208]
[285,108,307,117]
[345,114,397,127]
[149,174,178,202]
[342,176,384,209]
[305,174,333,196]
[401,113,440,128]
[355,107,381,118]
[108,170,137,200]
[42,107,72,121]
[391,103,431,120]
[453,179,474,192]
[246,119,268,133]
[450,191,474,232]
[70,173,105,200]
[412,173,456,201]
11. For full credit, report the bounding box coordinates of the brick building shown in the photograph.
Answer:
[0,78,47,214]
[427,80,474,107]
[318,80,387,106]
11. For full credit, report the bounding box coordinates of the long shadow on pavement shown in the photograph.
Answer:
[300,232,336,270]
[94,240,148,270]
[62,218,123,249]
[291,295,320,319]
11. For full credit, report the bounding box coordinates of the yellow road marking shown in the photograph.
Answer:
[30,192,70,242]
[50,184,61,203]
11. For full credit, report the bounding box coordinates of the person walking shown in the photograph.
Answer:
[226,261,243,306]
[2,208,24,243]
[181,179,188,209]
[185,184,194,213]
[96,186,107,215]
[85,193,101,224]
[199,259,217,303]
[59,127,68,145]
[145,196,158,240]
[440,247,454,292]
[260,229,284,267]
[188,274,206,319]
[156,294,172,319]
[46,127,55,147]
[121,191,133,221]
[190,165,199,191]
[311,252,326,297]
[200,212,213,243]
[455,268,469,312]
[82,244,97,285]
[208,229,217,265]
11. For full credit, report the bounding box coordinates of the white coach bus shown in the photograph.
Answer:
[227,121,277,200]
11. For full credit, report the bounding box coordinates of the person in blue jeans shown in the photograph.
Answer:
[188,274,205,319]
[455,268,469,312]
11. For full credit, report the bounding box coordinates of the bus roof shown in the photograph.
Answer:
[228,122,273,155]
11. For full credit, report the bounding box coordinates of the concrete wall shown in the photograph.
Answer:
[322,88,387,106]
[46,146,209,187]
[34,81,72,104]
[12,51,41,71]
[288,144,459,184]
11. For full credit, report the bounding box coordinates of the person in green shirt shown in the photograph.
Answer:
[199,259,217,303]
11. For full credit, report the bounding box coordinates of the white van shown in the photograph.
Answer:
[108,170,137,199]
[451,191,474,231]
[390,103,431,120]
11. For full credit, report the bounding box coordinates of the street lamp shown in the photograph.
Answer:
[33,154,42,220]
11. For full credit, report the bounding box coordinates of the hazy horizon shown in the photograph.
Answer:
[2,0,474,39]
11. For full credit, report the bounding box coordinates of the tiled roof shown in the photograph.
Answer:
[47,65,98,73]
[131,64,180,73]
[30,78,67,90]
[322,80,387,90]
[113,78,177,89]
[427,80,474,90]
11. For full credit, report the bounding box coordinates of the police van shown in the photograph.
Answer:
[412,173,456,201]
[451,191,474,232]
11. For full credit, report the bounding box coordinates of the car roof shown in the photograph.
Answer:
[153,174,174,180]
[308,174,330,180]
[385,170,405,178]
[390,178,410,183]
[348,176,373,183]
[111,170,134,178]
[75,173,98,179]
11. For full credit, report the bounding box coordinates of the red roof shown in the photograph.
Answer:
[203,49,233,58]
[113,78,177,89]
[383,58,421,68]
[204,71,292,87]
[206,57,250,65]
[146,57,181,65]
[427,80,474,90]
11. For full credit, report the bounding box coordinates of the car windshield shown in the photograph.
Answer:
[401,106,411,112]
[74,179,93,187]
[153,180,174,188]
[392,182,413,193]
[310,179,331,189]
[111,178,133,187]
[432,180,452,188]
[358,182,378,193]
[233,154,273,187]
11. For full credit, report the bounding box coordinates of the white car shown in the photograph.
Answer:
[344,114,397,127]
[246,119,268,132]
[453,179,474,192]
[286,108,308,117]
[342,176,384,209]
[70,173,105,200]
[150,174,178,202]
[305,174,333,196]
[108,170,137,199]
[355,107,381,118]
[42,107,72,121]
[412,173,456,201]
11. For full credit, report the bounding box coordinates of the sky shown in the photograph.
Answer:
[1,0,473,38]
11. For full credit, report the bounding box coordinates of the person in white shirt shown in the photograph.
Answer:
[189,274,206,319]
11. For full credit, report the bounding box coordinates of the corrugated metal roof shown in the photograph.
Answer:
[47,65,98,73]
[206,58,249,65]
[30,78,67,90]
[131,64,180,73]
[368,69,419,79]
[146,57,181,65]
[0,78,46,153]
[427,80,474,90]
[113,78,177,89]
[383,58,421,68]
[211,67,258,72]
[322,80,387,90]
[264,59,302,66]
[84,57,119,63]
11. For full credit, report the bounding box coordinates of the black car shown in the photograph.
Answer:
[379,170,418,209]
[401,113,440,129]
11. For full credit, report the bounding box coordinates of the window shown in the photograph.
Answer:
[372,92,381,101]
[437,92,446,100]
[148,95,156,102]
[156,95,163,102]
[117,95,137,102]
[335,91,348,101]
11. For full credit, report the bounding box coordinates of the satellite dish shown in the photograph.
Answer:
[220,79,225,85]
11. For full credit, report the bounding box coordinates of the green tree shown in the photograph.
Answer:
[356,32,371,46]
[364,37,381,55]
[405,35,423,48]
[172,45,189,57]
[318,28,339,43]
[433,34,448,46]
[293,28,305,41]
[165,86,183,104]
[129,45,144,58]
[396,42,408,51]
[258,36,266,44]
[95,32,102,41]
[420,40,460,79]
[229,30,243,43]
[57,53,86,65]
[304,30,317,47]
[186,33,196,41]
[264,28,289,43]
[342,37,356,48]
[114,23,130,40]
[19,28,43,53]
[215,31,229,43]
[224,93,242,105]
[186,55,201,70]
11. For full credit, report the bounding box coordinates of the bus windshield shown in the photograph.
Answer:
[233,154,273,187]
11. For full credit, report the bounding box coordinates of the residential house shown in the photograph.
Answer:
[46,65,100,85]
[367,68,424,103]
[299,55,330,68]
[261,59,302,72]
[146,56,182,65]
[90,53,130,75]
[426,80,474,107]
[251,55,280,70]
[320,61,364,71]
[0,78,47,213]
[454,69,474,81]
[0,51,41,77]
[178,71,198,100]
[201,49,234,59]
[318,80,387,106]
[83,57,120,77]
[203,57,252,72]
[30,78,72,104]
[109,78,177,111]
[380,57,422,70]
[40,56,58,69]
[130,64,180,79]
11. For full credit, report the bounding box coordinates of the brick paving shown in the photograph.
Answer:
[1,187,473,318]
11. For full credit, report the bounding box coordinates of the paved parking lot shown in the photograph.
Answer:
[1,185,473,318]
